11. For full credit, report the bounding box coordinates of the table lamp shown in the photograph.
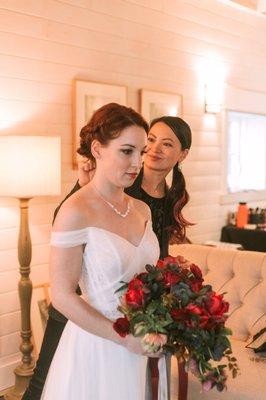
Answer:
[0,136,61,399]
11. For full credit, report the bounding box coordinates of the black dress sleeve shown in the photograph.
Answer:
[52,181,81,224]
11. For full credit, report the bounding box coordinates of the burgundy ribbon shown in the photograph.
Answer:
[177,359,188,400]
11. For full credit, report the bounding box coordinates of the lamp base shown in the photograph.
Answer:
[4,361,35,400]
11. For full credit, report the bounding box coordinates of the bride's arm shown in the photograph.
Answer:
[50,197,144,355]
[50,244,120,344]
[50,243,146,356]
[50,245,160,357]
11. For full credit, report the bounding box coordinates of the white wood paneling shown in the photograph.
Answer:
[0,0,266,390]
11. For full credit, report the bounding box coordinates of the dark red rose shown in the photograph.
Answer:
[181,268,191,278]
[199,315,210,328]
[171,308,188,320]
[191,281,203,292]
[186,319,197,328]
[136,272,148,281]
[128,278,143,290]
[206,293,229,317]
[190,264,203,280]
[164,271,181,286]
[113,317,130,337]
[125,289,144,308]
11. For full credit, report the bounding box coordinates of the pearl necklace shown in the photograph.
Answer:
[92,184,130,218]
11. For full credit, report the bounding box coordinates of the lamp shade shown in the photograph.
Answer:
[0,136,61,197]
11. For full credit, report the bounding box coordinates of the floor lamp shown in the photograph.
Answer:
[0,136,61,400]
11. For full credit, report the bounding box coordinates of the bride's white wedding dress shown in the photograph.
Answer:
[41,221,167,400]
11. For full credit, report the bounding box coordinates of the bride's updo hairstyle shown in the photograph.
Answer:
[77,103,149,161]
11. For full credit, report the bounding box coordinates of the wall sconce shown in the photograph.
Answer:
[205,82,223,114]
[0,136,61,399]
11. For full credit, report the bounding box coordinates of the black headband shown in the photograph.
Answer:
[150,116,192,149]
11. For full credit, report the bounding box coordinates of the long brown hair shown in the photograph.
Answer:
[164,163,193,243]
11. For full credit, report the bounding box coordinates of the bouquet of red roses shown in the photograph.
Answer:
[113,255,239,392]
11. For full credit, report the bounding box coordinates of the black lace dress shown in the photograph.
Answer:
[125,167,169,259]
[125,185,167,259]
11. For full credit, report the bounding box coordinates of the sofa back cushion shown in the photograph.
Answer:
[169,244,266,341]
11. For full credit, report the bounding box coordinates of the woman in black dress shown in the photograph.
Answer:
[22,115,192,400]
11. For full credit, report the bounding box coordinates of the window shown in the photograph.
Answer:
[227,111,266,193]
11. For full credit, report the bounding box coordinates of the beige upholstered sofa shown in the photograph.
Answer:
[169,244,266,400]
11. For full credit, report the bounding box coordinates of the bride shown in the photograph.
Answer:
[41,103,166,400]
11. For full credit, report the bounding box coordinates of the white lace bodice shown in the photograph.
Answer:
[50,221,160,320]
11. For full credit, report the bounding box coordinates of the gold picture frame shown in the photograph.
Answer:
[140,89,183,123]
[72,79,127,168]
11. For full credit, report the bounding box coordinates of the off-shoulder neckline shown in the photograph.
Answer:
[51,220,151,249]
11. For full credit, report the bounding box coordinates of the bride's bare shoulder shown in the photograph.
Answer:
[53,186,96,232]
[129,197,151,221]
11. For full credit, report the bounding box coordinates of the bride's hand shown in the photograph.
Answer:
[122,335,164,358]
[123,334,144,355]
[145,350,164,358]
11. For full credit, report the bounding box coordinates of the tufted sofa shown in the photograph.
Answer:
[169,244,266,400]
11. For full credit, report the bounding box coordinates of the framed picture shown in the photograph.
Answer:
[72,79,127,168]
[31,283,51,356]
[140,89,182,123]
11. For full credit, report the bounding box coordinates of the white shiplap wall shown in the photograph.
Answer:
[0,0,266,390]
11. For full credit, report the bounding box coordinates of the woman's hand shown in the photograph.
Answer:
[123,334,144,355]
[78,157,96,187]
[122,334,164,358]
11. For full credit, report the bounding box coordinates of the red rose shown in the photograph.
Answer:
[190,264,203,280]
[113,317,130,337]
[163,255,177,265]
[164,271,181,286]
[156,260,165,269]
[186,304,204,315]
[128,278,143,290]
[206,293,229,317]
[185,304,211,329]
[157,255,177,269]
[125,289,144,308]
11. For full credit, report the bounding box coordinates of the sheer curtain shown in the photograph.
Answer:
[227,111,266,193]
